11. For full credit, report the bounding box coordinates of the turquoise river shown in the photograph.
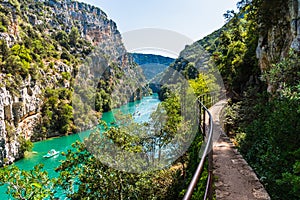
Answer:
[0,94,160,198]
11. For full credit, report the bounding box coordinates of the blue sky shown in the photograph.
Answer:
[79,0,239,56]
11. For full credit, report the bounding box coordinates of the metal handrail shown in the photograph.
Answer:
[183,93,217,200]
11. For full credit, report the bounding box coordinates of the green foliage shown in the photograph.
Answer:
[0,12,9,32]
[11,44,32,62]
[18,136,33,153]
[218,3,300,198]
[189,73,220,97]
[57,102,73,134]
[8,0,21,12]
[254,0,287,34]
[54,113,187,199]
[94,92,103,112]
[153,85,208,199]
[148,92,191,166]
[0,0,150,179]
[160,93,181,133]
[277,159,300,199]
[1,95,204,199]
[5,121,15,143]
[54,30,70,50]
[183,62,198,79]
[61,71,71,81]
[0,164,55,199]
[69,27,80,47]
[224,52,300,199]
[41,88,74,136]
[213,6,259,93]
[3,44,32,78]
[223,100,242,136]
[0,39,9,61]
[263,50,300,96]
[240,96,300,200]
[179,132,207,199]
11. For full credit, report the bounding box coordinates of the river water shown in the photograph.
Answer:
[0,94,160,198]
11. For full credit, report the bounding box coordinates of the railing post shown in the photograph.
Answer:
[183,93,217,200]
[202,107,206,138]
[199,99,202,136]
[203,118,213,200]
[183,99,214,200]
[208,150,213,200]
[207,117,213,200]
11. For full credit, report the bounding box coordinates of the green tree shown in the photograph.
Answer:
[54,30,70,50]
[3,44,32,78]
[213,3,259,94]
[55,126,178,199]
[57,103,73,134]
[69,27,80,47]
[188,73,219,97]
[224,50,300,199]
[18,136,33,154]
[0,164,55,200]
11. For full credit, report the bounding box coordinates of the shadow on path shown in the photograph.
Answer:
[210,100,270,200]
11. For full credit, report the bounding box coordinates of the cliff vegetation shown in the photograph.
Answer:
[0,0,147,165]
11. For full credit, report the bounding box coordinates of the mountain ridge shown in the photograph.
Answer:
[131,53,175,80]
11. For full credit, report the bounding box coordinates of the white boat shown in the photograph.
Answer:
[43,149,59,158]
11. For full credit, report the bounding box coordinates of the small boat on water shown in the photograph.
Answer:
[43,149,59,158]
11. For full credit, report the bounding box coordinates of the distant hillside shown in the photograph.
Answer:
[131,53,175,80]
[150,27,224,100]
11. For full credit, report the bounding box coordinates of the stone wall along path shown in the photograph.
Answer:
[209,100,270,200]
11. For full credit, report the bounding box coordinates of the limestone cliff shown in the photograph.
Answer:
[256,0,300,92]
[0,0,146,165]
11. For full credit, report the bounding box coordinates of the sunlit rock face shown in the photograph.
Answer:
[256,0,300,93]
[290,0,300,50]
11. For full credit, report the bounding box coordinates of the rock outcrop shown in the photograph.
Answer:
[0,0,146,166]
[256,0,300,93]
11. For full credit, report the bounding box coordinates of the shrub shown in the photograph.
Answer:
[18,136,33,153]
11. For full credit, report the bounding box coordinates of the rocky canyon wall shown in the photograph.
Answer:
[256,0,300,92]
[0,0,145,165]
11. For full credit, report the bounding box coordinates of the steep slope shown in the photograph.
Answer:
[152,27,225,101]
[157,1,300,199]
[218,1,300,199]
[169,8,258,96]
[0,0,147,165]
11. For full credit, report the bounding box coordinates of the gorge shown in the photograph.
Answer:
[0,0,300,199]
[0,93,161,198]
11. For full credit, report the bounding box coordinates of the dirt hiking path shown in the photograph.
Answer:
[209,100,270,200]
